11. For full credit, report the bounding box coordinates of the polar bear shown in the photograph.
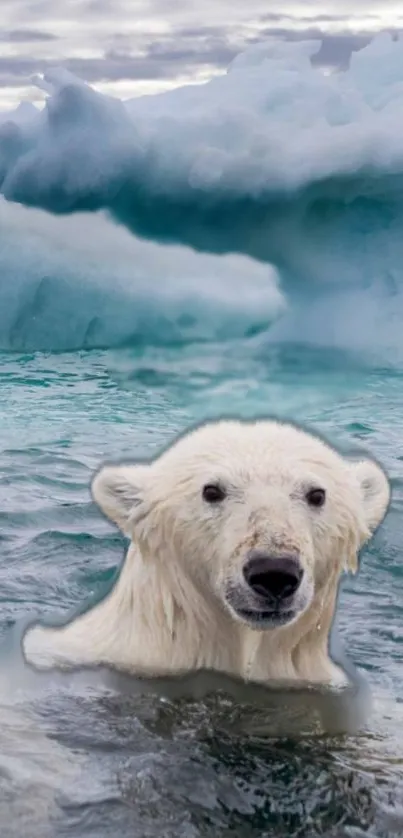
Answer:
[23,419,390,687]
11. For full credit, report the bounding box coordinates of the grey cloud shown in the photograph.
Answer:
[0,29,245,87]
[261,12,385,24]
[84,0,118,12]
[0,47,235,87]
[145,36,239,65]
[0,0,400,94]
[0,29,58,42]
[169,25,232,40]
[5,0,400,25]
[0,56,155,86]
[4,0,125,20]
[0,28,399,89]
[257,26,401,67]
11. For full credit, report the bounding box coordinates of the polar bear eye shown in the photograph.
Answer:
[306,487,326,508]
[202,483,226,503]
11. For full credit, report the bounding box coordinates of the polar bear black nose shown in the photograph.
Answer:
[243,551,303,603]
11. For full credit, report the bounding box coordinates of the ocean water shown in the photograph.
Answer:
[1,33,403,838]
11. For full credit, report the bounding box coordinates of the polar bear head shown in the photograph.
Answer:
[91,420,390,632]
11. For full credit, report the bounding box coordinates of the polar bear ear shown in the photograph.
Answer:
[91,464,149,533]
[351,458,391,533]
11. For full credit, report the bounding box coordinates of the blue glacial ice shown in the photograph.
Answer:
[1,34,403,352]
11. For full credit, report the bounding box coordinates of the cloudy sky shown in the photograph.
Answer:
[0,0,402,109]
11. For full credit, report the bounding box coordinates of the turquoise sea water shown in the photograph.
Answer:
[1,339,403,837]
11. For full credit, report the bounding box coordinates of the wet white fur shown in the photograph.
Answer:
[23,420,390,687]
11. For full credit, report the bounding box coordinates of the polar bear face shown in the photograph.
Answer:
[92,420,390,632]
